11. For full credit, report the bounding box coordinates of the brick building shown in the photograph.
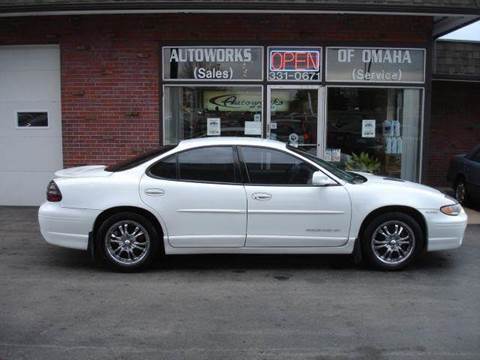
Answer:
[429,40,480,186]
[0,1,479,205]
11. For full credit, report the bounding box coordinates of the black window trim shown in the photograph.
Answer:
[147,145,243,185]
[237,145,340,187]
[106,145,177,172]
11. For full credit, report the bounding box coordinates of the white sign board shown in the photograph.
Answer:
[244,121,262,135]
[207,118,221,136]
[362,119,376,138]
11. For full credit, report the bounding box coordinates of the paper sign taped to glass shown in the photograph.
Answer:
[244,121,262,135]
[325,148,341,162]
[207,118,221,136]
[362,119,376,138]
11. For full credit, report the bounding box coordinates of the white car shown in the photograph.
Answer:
[39,137,467,271]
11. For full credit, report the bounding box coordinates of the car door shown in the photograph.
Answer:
[239,146,351,247]
[139,146,247,248]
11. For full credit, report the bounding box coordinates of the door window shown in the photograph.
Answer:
[470,150,480,163]
[240,146,316,185]
[178,146,237,183]
[269,88,318,154]
[17,112,48,128]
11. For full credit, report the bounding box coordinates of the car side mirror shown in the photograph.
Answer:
[312,171,337,186]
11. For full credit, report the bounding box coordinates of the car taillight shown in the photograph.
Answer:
[47,180,62,202]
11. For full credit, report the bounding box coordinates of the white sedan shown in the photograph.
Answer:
[39,137,467,271]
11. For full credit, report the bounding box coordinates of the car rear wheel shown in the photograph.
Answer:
[455,179,469,206]
[361,212,424,270]
[96,212,160,272]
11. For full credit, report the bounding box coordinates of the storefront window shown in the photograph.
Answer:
[326,87,422,181]
[164,86,263,144]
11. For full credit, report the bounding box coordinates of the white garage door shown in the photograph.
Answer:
[0,45,63,206]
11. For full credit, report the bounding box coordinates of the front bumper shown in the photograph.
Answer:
[422,208,468,251]
[38,202,100,250]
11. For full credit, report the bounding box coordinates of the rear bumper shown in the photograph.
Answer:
[423,208,468,252]
[38,202,100,250]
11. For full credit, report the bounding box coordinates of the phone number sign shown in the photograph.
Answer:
[268,47,322,82]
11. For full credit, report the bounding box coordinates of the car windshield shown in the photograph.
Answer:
[287,145,365,184]
[105,146,177,172]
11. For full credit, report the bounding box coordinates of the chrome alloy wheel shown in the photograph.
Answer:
[105,220,150,266]
[371,220,415,265]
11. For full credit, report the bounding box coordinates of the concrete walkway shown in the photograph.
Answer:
[466,207,480,225]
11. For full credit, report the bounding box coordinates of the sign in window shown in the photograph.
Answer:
[326,47,425,83]
[268,47,322,81]
[162,46,263,81]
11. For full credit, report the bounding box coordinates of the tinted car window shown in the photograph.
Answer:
[470,150,480,163]
[106,146,176,172]
[240,146,316,185]
[149,155,177,179]
[178,146,237,183]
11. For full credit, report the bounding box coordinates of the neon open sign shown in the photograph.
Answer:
[268,47,322,81]
[270,50,320,72]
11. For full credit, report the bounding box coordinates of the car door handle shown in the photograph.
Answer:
[144,188,165,196]
[252,192,272,201]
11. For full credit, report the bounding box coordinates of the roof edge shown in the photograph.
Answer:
[0,2,479,17]
[433,74,480,82]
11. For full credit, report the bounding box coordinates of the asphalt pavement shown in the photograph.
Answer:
[1,206,479,360]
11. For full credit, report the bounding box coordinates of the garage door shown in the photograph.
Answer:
[0,45,63,206]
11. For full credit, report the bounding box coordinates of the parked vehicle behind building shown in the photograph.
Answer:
[448,145,480,206]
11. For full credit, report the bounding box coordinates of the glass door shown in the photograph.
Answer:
[267,86,325,157]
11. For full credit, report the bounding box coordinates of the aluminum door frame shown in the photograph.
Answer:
[266,85,326,158]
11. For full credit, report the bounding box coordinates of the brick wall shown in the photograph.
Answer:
[0,14,432,167]
[427,81,480,186]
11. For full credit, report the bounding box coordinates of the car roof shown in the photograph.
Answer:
[176,137,289,151]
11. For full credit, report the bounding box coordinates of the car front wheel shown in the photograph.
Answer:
[361,212,424,270]
[96,212,160,271]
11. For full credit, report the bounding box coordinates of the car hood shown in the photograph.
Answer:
[55,165,111,178]
[352,172,442,195]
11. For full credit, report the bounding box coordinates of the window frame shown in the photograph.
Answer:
[237,145,337,187]
[15,110,50,129]
[147,145,244,185]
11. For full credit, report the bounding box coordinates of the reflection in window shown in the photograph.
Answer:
[164,86,262,144]
[178,146,237,183]
[17,112,48,127]
[327,88,422,181]
[240,146,316,185]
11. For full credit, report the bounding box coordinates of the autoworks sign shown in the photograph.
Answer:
[163,46,263,81]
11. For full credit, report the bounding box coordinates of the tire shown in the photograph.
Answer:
[96,212,160,272]
[361,212,424,271]
[454,178,469,206]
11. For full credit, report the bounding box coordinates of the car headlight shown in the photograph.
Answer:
[440,203,462,216]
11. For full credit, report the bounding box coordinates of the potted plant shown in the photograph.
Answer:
[345,152,381,174]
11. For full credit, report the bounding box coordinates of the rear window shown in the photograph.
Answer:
[105,146,177,172]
